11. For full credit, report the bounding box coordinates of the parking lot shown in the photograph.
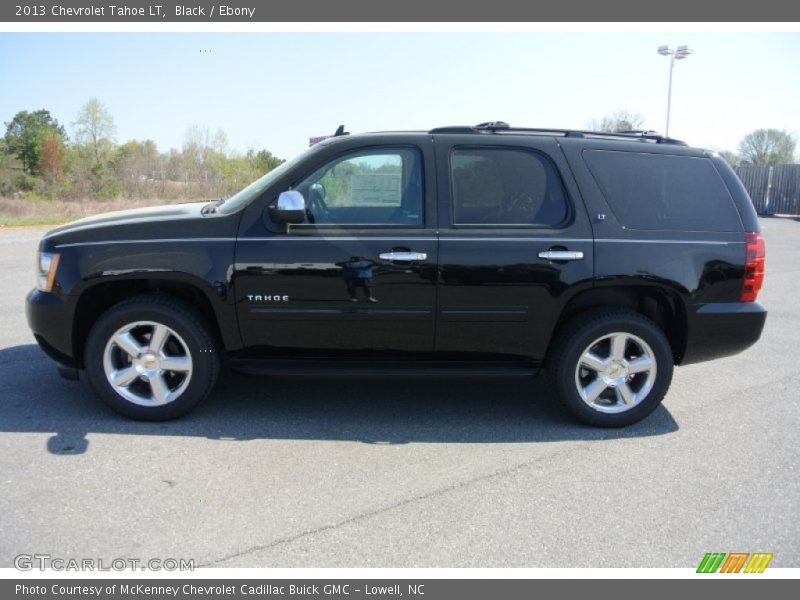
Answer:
[0,217,797,568]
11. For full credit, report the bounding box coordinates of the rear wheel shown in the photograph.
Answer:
[85,294,219,420]
[547,308,673,427]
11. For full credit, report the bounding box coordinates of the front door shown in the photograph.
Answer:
[234,142,438,355]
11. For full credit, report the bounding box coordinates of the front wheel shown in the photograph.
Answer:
[547,308,674,427]
[84,294,220,420]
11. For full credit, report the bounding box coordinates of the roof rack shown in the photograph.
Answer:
[428,122,687,145]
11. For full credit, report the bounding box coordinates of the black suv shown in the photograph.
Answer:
[26,123,767,426]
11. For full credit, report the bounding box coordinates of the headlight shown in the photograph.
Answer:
[36,252,60,292]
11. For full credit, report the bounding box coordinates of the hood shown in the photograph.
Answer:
[38,200,242,251]
[45,202,208,240]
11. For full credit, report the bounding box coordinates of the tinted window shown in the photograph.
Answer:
[583,150,742,232]
[294,148,422,226]
[450,147,568,226]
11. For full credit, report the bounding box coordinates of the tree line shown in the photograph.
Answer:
[591,111,797,166]
[2,103,796,203]
[1,98,285,201]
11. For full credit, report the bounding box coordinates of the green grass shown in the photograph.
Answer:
[0,215,76,227]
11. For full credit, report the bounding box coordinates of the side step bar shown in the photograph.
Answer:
[229,358,540,378]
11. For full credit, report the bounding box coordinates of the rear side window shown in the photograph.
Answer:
[583,150,742,232]
[450,147,568,226]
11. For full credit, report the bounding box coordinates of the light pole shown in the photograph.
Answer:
[657,45,693,137]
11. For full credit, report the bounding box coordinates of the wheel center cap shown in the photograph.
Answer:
[603,361,628,386]
[137,353,160,372]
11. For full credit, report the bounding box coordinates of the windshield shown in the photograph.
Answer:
[217,143,325,215]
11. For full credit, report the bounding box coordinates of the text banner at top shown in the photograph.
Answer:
[3,0,800,22]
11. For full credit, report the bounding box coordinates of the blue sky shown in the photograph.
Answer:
[1,32,798,160]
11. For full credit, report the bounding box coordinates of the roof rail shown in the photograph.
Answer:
[475,121,510,129]
[428,123,687,145]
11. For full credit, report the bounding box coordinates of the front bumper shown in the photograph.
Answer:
[25,288,78,368]
[681,301,767,365]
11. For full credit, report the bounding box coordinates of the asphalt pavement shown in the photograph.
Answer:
[0,218,797,568]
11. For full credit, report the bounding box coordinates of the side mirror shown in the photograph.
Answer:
[269,191,306,225]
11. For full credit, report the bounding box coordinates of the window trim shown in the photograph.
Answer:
[288,145,426,230]
[448,145,573,230]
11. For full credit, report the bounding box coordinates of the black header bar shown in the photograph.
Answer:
[2,0,800,22]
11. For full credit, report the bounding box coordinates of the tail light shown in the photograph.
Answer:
[741,231,765,302]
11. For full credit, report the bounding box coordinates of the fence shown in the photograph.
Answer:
[734,164,800,215]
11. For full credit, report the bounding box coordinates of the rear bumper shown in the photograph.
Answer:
[25,288,78,368]
[681,301,767,365]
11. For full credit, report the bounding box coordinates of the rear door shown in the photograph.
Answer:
[433,135,594,359]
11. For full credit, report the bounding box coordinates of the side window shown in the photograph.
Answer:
[450,147,568,226]
[294,148,423,226]
[583,150,742,232]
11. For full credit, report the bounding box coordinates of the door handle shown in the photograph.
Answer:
[538,250,584,261]
[379,251,428,262]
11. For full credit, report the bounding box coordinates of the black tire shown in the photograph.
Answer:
[546,308,673,427]
[84,294,220,420]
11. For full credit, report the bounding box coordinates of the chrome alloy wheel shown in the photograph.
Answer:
[574,332,657,413]
[102,321,193,407]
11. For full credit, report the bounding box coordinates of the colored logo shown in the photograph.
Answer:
[697,552,773,573]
